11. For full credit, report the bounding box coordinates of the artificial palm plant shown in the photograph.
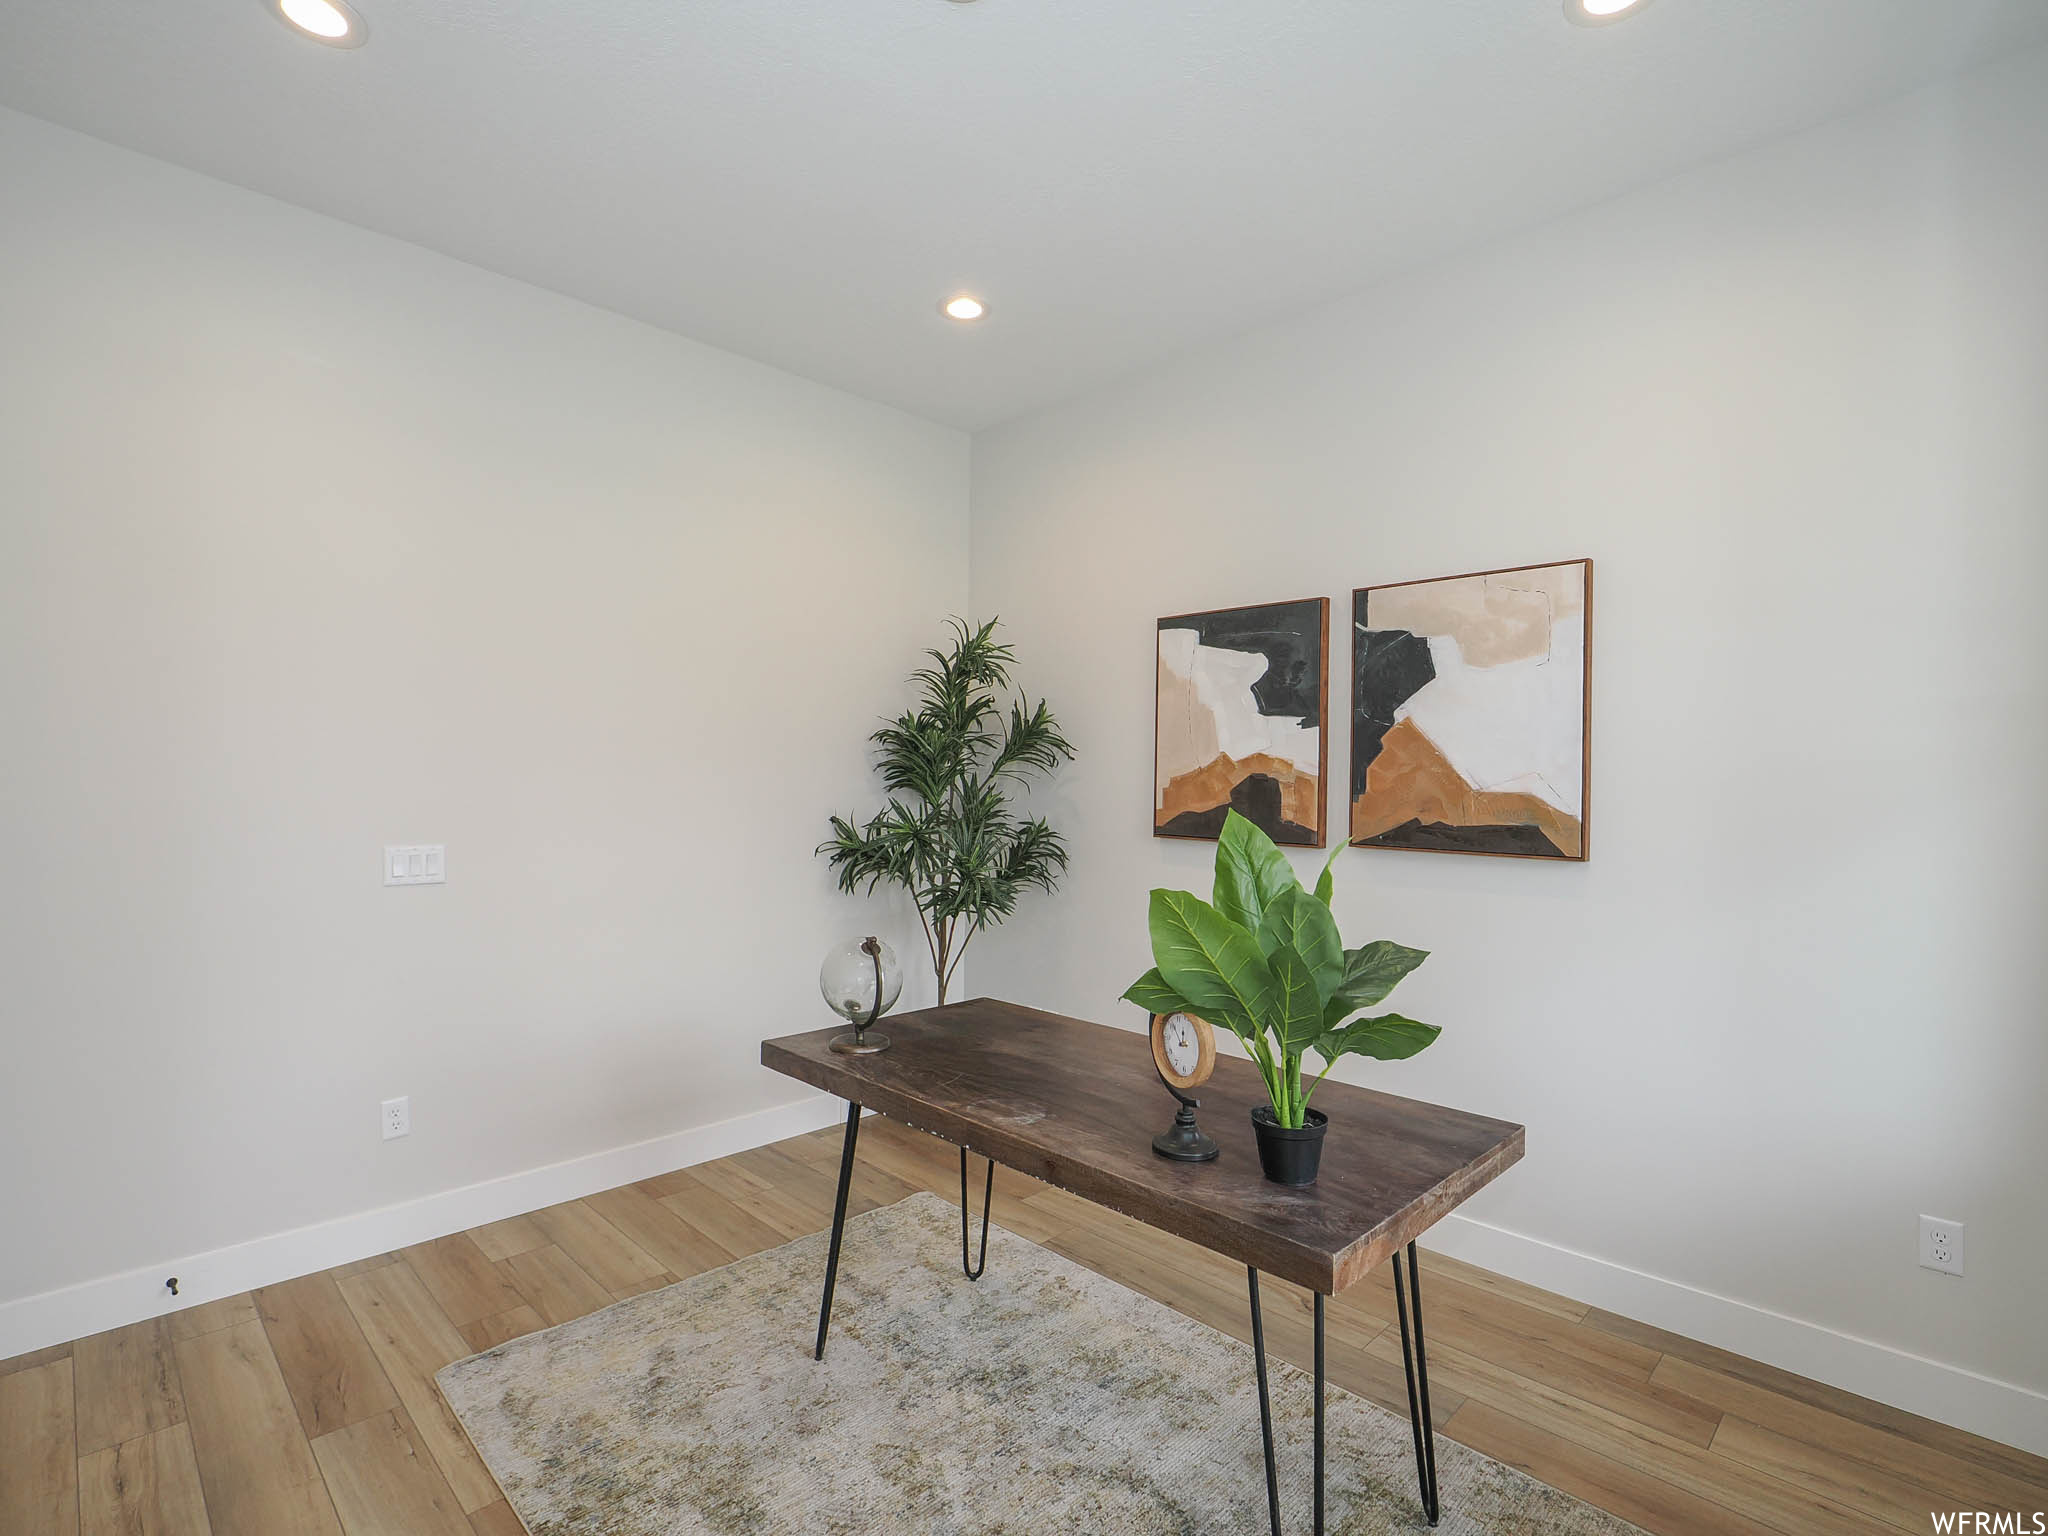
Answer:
[1124,810,1441,1129]
[821,618,1074,1003]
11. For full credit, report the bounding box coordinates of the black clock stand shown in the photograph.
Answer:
[1151,1069,1220,1162]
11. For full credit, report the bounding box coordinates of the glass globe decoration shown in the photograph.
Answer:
[820,936,901,1055]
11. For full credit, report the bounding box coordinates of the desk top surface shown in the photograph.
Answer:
[762,998,1523,1293]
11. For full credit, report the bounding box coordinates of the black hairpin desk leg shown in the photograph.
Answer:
[813,1100,862,1361]
[1246,1271,1326,1535]
[1246,1268,1283,1536]
[1314,1290,1326,1534]
[1248,1252,1435,1533]
[960,1146,994,1281]
[1393,1242,1442,1525]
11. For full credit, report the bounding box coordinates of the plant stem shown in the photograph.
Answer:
[939,918,980,1005]
[1246,1032,1290,1126]
[914,906,941,990]
[934,915,953,1003]
[1299,1056,1339,1112]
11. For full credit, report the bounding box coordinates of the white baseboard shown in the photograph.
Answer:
[0,1093,852,1363]
[1429,1211,2048,1459]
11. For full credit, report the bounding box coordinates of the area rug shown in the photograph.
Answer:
[439,1192,1642,1535]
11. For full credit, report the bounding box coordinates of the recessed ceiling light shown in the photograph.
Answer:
[1564,0,1651,24]
[272,0,367,47]
[942,295,987,322]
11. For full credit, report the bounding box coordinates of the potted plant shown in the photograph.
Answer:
[1123,810,1441,1185]
[821,617,1075,1004]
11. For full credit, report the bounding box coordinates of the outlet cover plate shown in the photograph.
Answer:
[1919,1214,1964,1276]
[382,1096,411,1141]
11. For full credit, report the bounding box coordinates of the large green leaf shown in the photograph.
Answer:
[1322,940,1430,1026]
[1311,839,1350,905]
[1313,1013,1442,1064]
[1121,967,1190,1016]
[1256,887,1344,1005]
[1147,888,1276,1040]
[1266,942,1332,1052]
[1212,810,1300,934]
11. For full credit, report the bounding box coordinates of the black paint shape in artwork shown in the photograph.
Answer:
[1159,601,1323,726]
[1157,774,1316,847]
[1364,820,1566,858]
[1350,619,1437,798]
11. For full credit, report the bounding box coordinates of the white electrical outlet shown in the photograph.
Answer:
[382,1096,411,1140]
[384,845,446,886]
[1919,1214,1965,1276]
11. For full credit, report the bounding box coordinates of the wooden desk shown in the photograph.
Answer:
[762,998,1526,1532]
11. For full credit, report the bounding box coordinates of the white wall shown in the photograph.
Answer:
[969,50,2048,1447]
[0,110,967,1333]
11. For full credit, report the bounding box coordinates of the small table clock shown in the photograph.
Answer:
[1150,1010,1220,1162]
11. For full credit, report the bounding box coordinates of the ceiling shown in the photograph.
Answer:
[4,1,2044,430]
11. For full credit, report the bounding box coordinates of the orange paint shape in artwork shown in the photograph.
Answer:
[1351,719,1580,858]
[1157,752,1319,831]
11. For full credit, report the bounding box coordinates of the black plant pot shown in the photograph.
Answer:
[1250,1105,1328,1186]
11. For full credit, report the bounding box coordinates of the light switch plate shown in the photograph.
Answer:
[384,845,446,886]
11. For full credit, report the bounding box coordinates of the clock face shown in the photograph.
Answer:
[1151,1009,1214,1089]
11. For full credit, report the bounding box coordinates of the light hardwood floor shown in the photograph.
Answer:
[5,1115,2043,1535]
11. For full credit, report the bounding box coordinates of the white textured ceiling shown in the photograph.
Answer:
[4,1,2045,428]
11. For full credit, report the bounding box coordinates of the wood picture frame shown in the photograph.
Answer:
[1350,559,1592,861]
[1155,596,1330,848]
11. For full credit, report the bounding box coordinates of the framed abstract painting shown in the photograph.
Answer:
[1155,597,1329,847]
[1351,559,1591,860]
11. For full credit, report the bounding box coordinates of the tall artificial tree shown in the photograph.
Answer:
[821,618,1074,1004]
